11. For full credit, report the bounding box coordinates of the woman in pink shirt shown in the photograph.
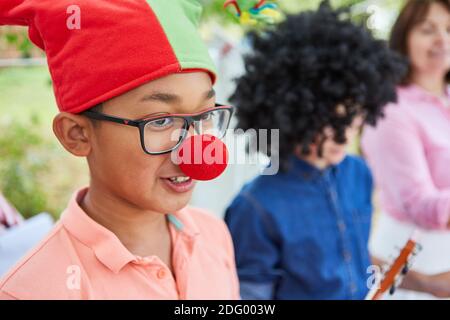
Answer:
[362,0,450,298]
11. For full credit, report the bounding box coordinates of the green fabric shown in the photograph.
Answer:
[146,0,217,79]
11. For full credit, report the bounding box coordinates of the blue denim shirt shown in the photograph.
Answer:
[224,155,373,300]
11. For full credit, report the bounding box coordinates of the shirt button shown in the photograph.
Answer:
[157,268,167,279]
[338,221,346,232]
[344,252,352,262]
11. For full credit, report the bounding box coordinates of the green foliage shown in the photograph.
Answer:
[200,0,404,37]
[0,1,406,48]
[3,29,34,58]
[0,116,54,219]
[201,0,367,22]
[0,67,89,220]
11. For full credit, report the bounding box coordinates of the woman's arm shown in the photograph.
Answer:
[362,107,450,230]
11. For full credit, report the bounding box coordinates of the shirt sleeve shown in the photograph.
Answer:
[239,281,275,300]
[362,106,450,230]
[224,192,281,300]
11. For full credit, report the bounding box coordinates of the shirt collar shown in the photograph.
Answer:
[61,188,200,274]
[289,155,339,180]
[398,84,450,104]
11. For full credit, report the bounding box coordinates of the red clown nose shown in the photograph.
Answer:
[176,134,228,181]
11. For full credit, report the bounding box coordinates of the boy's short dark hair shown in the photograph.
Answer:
[231,1,407,170]
[85,104,103,127]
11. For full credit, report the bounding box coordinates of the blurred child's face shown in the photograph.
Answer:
[408,2,450,79]
[87,72,215,214]
[305,116,363,169]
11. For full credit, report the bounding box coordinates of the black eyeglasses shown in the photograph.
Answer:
[82,104,234,155]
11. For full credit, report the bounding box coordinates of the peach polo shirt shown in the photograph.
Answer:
[0,188,240,300]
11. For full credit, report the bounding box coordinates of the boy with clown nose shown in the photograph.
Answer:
[0,0,239,299]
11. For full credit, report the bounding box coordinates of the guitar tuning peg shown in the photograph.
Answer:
[389,284,396,295]
[405,260,414,270]
[401,264,409,275]
[389,274,405,295]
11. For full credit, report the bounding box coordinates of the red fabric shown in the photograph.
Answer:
[0,0,181,113]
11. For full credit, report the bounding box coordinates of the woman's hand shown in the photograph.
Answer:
[417,272,450,298]
[372,255,450,298]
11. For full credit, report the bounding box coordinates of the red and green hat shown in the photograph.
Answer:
[0,0,217,113]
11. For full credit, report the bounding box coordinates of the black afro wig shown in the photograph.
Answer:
[231,1,408,171]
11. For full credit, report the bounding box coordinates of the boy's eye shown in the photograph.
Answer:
[200,112,214,121]
[148,117,174,129]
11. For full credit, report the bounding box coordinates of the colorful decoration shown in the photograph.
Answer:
[224,0,281,25]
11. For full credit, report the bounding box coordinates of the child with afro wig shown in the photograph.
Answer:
[225,1,450,300]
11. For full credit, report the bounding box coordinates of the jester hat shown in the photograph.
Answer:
[0,0,216,113]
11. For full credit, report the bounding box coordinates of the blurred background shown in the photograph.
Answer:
[0,0,405,220]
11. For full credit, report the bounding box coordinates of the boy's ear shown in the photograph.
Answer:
[53,112,93,157]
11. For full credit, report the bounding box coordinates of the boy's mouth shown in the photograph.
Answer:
[168,176,191,184]
[161,175,195,193]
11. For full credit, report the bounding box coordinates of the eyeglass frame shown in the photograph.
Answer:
[82,103,234,155]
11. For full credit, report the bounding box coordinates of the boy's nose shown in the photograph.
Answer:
[177,134,229,181]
